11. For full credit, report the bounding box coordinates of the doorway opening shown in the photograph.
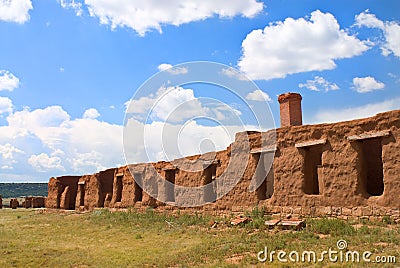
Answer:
[203,163,217,203]
[79,183,85,206]
[253,153,274,200]
[360,138,384,196]
[165,169,176,202]
[115,175,123,202]
[134,174,143,202]
[303,145,322,195]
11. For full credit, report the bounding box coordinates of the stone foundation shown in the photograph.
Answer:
[262,205,400,221]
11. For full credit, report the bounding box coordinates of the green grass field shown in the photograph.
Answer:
[0,208,399,267]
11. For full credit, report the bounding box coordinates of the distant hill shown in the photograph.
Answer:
[0,183,48,198]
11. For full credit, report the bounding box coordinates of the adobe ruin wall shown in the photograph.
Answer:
[22,197,46,208]
[46,93,400,220]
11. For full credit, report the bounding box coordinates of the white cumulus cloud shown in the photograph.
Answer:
[83,0,264,35]
[83,108,100,119]
[124,117,249,163]
[0,143,24,171]
[7,106,70,129]
[299,76,339,92]
[0,70,20,91]
[311,97,400,124]
[28,153,65,172]
[355,10,384,29]
[238,10,369,80]
[0,0,32,23]
[127,86,209,123]
[60,0,83,16]
[0,96,13,115]
[126,85,244,124]
[157,63,188,75]
[0,105,123,180]
[352,76,385,93]
[0,143,24,160]
[221,67,247,81]
[355,10,400,57]
[246,89,272,102]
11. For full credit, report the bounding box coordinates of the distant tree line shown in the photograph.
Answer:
[0,183,48,198]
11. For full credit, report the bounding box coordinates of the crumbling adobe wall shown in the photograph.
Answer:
[72,164,155,210]
[76,175,98,210]
[47,177,62,208]
[46,109,400,216]
[97,168,116,208]
[46,176,80,209]
[22,197,31,208]
[74,169,116,210]
[10,198,19,209]
[60,176,80,210]
[265,109,400,209]
[22,197,46,208]
[213,131,275,210]
[110,165,139,208]
[155,151,229,206]
[32,197,46,208]
[126,164,149,206]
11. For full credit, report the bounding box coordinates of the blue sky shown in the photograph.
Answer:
[0,0,399,182]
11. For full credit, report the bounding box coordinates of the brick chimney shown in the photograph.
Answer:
[278,92,302,127]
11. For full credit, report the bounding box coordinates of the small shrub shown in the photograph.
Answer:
[357,225,371,235]
[135,234,143,239]
[307,218,355,236]
[145,206,155,216]
[250,206,265,218]
[246,218,266,229]
[382,216,393,225]
[242,206,268,229]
